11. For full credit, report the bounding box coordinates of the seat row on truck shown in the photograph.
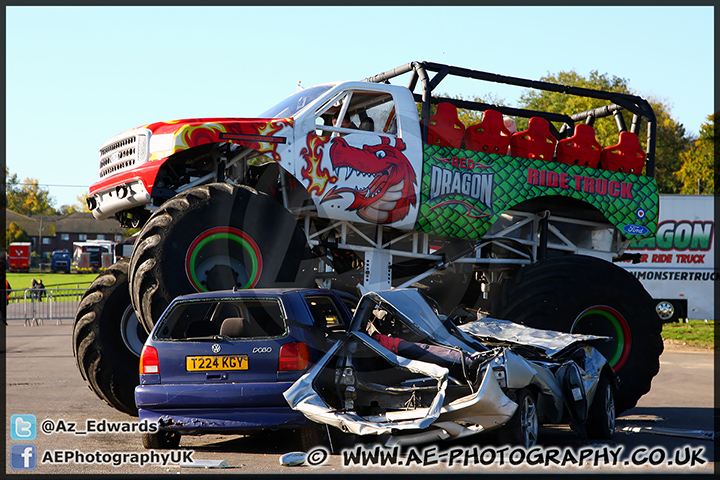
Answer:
[425,102,646,175]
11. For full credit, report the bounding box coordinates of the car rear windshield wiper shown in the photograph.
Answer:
[178,334,232,342]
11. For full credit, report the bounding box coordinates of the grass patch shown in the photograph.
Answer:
[6,272,98,291]
[661,319,715,349]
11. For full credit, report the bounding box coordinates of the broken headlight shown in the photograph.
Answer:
[490,353,507,389]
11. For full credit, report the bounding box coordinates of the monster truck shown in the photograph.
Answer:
[73,61,661,417]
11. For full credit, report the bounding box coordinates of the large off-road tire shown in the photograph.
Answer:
[492,255,663,413]
[129,183,315,330]
[72,259,147,416]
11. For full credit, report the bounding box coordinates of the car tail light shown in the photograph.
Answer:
[278,342,310,371]
[139,345,160,374]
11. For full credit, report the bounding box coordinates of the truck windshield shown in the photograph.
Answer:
[259,85,332,118]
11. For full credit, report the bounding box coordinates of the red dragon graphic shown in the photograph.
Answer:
[321,136,416,224]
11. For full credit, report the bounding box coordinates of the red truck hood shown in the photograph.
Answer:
[142,117,293,136]
[141,117,293,162]
[91,117,294,196]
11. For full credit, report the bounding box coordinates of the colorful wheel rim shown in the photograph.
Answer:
[185,227,263,292]
[570,305,632,371]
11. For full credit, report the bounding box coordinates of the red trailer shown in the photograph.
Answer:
[8,242,31,272]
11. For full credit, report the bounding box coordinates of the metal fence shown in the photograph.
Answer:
[5,288,86,325]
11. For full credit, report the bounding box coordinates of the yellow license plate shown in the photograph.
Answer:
[186,355,248,371]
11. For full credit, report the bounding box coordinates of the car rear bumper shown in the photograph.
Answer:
[136,381,294,408]
[138,407,310,434]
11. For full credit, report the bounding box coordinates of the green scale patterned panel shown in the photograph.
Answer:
[415,144,659,242]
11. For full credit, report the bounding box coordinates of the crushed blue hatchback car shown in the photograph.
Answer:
[135,288,354,449]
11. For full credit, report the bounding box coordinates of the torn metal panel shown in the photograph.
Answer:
[283,342,344,414]
[285,334,450,436]
[459,317,609,357]
[287,346,518,442]
[286,337,527,439]
[353,289,481,352]
[502,349,564,421]
[577,345,607,402]
[285,288,612,447]
[431,364,517,427]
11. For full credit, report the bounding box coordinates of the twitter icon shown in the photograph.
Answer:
[11,414,36,440]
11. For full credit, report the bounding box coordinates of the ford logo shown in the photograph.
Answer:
[623,224,649,235]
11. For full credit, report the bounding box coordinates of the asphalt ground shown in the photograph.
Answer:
[3,322,715,476]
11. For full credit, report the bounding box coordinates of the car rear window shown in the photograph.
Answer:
[154,298,287,340]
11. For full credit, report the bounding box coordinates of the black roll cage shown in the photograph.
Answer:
[362,61,656,177]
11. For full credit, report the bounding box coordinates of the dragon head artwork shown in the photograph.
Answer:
[321,136,417,224]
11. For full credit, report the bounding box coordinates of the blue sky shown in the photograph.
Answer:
[6,6,714,208]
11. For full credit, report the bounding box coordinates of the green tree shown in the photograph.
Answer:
[651,97,692,193]
[59,194,92,215]
[5,222,30,249]
[6,168,57,215]
[422,93,506,127]
[454,93,506,127]
[515,70,692,192]
[675,113,715,194]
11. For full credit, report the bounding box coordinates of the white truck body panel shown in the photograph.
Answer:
[621,195,716,320]
[293,82,422,231]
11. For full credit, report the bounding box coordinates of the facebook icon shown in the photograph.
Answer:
[11,444,37,470]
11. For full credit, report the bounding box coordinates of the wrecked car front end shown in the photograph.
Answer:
[284,289,615,447]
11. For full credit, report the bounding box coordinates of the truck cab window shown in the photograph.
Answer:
[316,91,397,137]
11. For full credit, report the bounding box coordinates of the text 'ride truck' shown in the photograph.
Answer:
[74,61,661,419]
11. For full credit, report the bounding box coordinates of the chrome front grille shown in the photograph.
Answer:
[98,130,148,179]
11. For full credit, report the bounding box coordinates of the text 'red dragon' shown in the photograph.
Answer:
[322,136,416,224]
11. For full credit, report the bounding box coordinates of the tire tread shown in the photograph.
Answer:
[72,259,140,416]
[492,255,663,413]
